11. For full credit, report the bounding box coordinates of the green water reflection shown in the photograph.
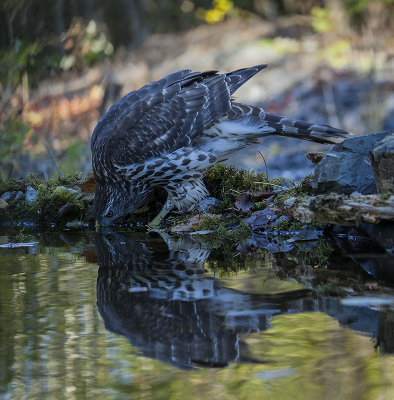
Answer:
[0,232,393,400]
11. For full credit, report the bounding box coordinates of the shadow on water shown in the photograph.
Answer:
[95,230,394,370]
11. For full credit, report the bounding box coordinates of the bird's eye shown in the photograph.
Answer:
[106,211,113,217]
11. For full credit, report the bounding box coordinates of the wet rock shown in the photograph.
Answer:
[370,133,394,194]
[1,192,13,202]
[329,224,394,283]
[313,131,393,195]
[287,229,319,243]
[0,198,8,209]
[237,234,293,254]
[13,191,24,203]
[357,255,394,283]
[1,191,24,205]
[197,197,222,213]
[25,186,38,204]
[359,222,394,251]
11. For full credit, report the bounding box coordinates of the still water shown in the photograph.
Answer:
[1,230,393,400]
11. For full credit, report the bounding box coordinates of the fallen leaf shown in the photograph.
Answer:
[249,191,274,201]
[243,208,279,230]
[77,174,96,193]
[235,192,255,213]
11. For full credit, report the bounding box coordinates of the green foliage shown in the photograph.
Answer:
[343,0,394,27]
[0,39,40,88]
[0,116,32,177]
[345,0,379,14]
[290,240,334,268]
[311,7,333,33]
[196,0,234,23]
[59,19,114,71]
[60,141,90,175]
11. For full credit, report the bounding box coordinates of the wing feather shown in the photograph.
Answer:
[91,66,266,179]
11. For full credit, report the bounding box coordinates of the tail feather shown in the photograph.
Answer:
[262,112,350,144]
[227,103,350,145]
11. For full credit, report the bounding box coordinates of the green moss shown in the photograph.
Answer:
[203,164,272,210]
[193,214,223,231]
[204,164,268,193]
[271,218,314,233]
[290,240,334,267]
[2,172,93,228]
[252,200,267,211]
[0,177,27,194]
[193,216,253,248]
[313,268,364,297]
[273,175,314,210]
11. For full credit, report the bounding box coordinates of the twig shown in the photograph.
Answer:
[229,189,242,194]
[254,181,294,189]
[44,142,62,177]
[258,150,269,180]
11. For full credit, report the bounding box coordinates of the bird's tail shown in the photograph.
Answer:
[226,103,350,145]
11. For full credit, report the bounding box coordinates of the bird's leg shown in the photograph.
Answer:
[148,198,174,229]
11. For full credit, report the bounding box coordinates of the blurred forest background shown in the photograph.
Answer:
[1,0,393,180]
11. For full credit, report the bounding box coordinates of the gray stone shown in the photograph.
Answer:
[313,131,393,195]
[197,197,222,213]
[370,133,394,194]
[26,186,38,204]
[1,191,25,204]
[13,191,24,203]
[1,192,13,202]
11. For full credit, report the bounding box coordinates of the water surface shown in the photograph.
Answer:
[1,230,394,399]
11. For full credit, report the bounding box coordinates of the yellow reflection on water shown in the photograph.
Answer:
[1,248,394,400]
[104,313,393,400]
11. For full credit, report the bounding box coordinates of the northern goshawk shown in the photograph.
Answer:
[92,65,349,227]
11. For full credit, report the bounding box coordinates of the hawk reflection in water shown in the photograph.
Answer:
[91,65,349,227]
[95,231,310,369]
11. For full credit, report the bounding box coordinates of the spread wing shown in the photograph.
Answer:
[92,65,267,171]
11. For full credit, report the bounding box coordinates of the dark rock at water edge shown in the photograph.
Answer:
[313,131,393,195]
[370,133,394,194]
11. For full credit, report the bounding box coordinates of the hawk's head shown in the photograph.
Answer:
[94,181,151,227]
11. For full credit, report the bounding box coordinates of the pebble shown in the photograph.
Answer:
[198,197,222,213]
[13,191,24,203]
[26,186,38,204]
[1,192,12,202]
